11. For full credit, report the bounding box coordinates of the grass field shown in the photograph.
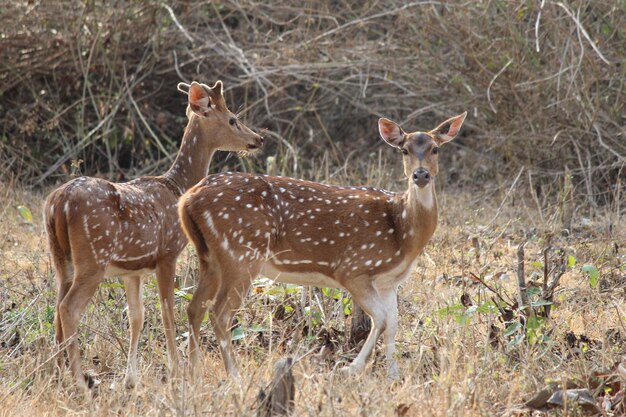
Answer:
[0,176,624,416]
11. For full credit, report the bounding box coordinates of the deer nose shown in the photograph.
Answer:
[248,135,264,150]
[412,168,431,187]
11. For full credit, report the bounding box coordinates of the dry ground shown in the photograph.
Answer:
[0,179,624,416]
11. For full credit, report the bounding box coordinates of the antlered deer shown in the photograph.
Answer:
[44,80,263,391]
[178,111,467,379]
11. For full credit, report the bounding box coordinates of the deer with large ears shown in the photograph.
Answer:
[178,111,467,379]
[44,80,263,392]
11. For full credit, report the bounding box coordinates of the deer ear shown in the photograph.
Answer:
[431,111,467,144]
[188,82,212,117]
[378,118,405,149]
[211,80,223,96]
[202,80,227,111]
[177,82,190,94]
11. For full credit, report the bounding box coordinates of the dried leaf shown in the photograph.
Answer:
[395,403,412,417]
[547,389,601,414]
[460,293,472,307]
[488,324,500,348]
[526,381,582,411]
[525,387,554,411]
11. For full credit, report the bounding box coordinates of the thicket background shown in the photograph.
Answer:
[1,0,624,208]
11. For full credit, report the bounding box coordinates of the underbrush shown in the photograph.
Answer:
[1,0,624,208]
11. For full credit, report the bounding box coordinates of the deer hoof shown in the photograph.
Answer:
[338,364,362,376]
[387,362,400,381]
[75,375,93,399]
[83,372,93,389]
[124,375,137,389]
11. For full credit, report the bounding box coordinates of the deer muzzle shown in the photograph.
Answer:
[247,135,264,150]
[412,168,431,187]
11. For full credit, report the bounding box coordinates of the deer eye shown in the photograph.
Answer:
[401,148,409,155]
[432,147,439,155]
[229,117,237,126]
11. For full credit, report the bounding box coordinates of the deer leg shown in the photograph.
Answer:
[341,281,386,375]
[57,265,104,392]
[211,274,253,378]
[53,259,73,368]
[122,275,144,389]
[378,287,400,380]
[155,259,179,380]
[187,257,222,376]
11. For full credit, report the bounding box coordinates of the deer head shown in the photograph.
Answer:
[379,112,467,187]
[178,81,263,151]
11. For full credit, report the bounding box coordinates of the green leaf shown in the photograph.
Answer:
[476,300,498,314]
[17,205,33,223]
[231,325,245,341]
[44,305,55,324]
[266,284,301,295]
[526,316,542,331]
[530,299,553,307]
[249,324,267,332]
[175,289,193,301]
[456,313,472,325]
[582,264,600,288]
[321,287,342,300]
[435,304,465,317]
[530,261,544,268]
[509,332,525,347]
[101,282,124,289]
[504,321,522,337]
[343,297,352,315]
[567,255,577,268]
[465,305,478,315]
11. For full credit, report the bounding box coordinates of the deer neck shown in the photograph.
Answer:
[163,115,216,192]
[399,180,438,255]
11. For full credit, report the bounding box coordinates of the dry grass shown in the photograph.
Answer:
[0,175,624,416]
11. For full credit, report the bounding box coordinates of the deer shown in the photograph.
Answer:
[178,111,467,380]
[43,80,263,392]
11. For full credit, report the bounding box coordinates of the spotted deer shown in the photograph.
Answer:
[44,80,263,391]
[178,111,467,379]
